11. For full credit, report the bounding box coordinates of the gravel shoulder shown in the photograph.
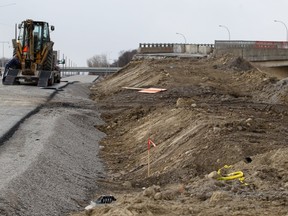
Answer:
[0,83,105,216]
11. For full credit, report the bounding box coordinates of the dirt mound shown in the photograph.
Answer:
[228,57,254,71]
[211,55,254,72]
[75,57,288,215]
[260,77,288,104]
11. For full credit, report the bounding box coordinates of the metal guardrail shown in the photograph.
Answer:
[60,67,121,77]
[215,40,288,49]
[61,67,121,73]
[0,67,121,78]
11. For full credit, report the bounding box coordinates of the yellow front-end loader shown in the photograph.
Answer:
[2,19,61,87]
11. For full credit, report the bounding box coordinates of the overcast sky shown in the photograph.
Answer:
[1,0,288,66]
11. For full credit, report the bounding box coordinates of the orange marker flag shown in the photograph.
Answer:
[148,138,157,150]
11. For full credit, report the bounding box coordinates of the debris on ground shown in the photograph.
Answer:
[85,195,117,210]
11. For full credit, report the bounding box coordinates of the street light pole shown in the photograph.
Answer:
[0,41,9,69]
[274,20,288,41]
[176,32,187,43]
[219,25,231,40]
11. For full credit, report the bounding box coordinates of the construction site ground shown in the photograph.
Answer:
[72,56,288,216]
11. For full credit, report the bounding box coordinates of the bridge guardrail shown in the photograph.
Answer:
[215,40,288,49]
[60,67,121,77]
[138,43,214,55]
[215,40,288,62]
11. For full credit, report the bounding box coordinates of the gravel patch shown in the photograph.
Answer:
[0,83,105,215]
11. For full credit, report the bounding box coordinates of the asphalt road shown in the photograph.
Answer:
[0,75,104,215]
[0,75,99,143]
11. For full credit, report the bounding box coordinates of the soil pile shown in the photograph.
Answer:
[72,57,288,215]
[214,56,254,72]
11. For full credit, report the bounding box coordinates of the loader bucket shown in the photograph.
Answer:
[37,70,52,87]
[2,69,20,85]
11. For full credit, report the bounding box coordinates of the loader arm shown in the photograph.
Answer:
[27,20,35,62]
[40,41,54,66]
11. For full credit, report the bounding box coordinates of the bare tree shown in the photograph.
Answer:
[87,49,137,68]
[87,54,108,67]
[116,49,137,67]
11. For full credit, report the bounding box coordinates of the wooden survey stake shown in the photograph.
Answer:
[147,138,157,177]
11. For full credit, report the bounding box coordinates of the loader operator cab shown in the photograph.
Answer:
[17,21,54,54]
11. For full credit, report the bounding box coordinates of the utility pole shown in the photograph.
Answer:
[0,3,16,73]
[0,41,9,69]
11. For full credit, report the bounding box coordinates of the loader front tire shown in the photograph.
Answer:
[43,50,53,71]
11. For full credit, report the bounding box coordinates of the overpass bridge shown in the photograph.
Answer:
[137,41,288,68]
[214,40,288,67]
[60,67,121,77]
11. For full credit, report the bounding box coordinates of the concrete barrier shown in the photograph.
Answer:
[214,40,288,62]
[138,43,214,56]
[185,44,199,54]
[139,43,174,53]
[199,45,213,55]
[173,44,185,53]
